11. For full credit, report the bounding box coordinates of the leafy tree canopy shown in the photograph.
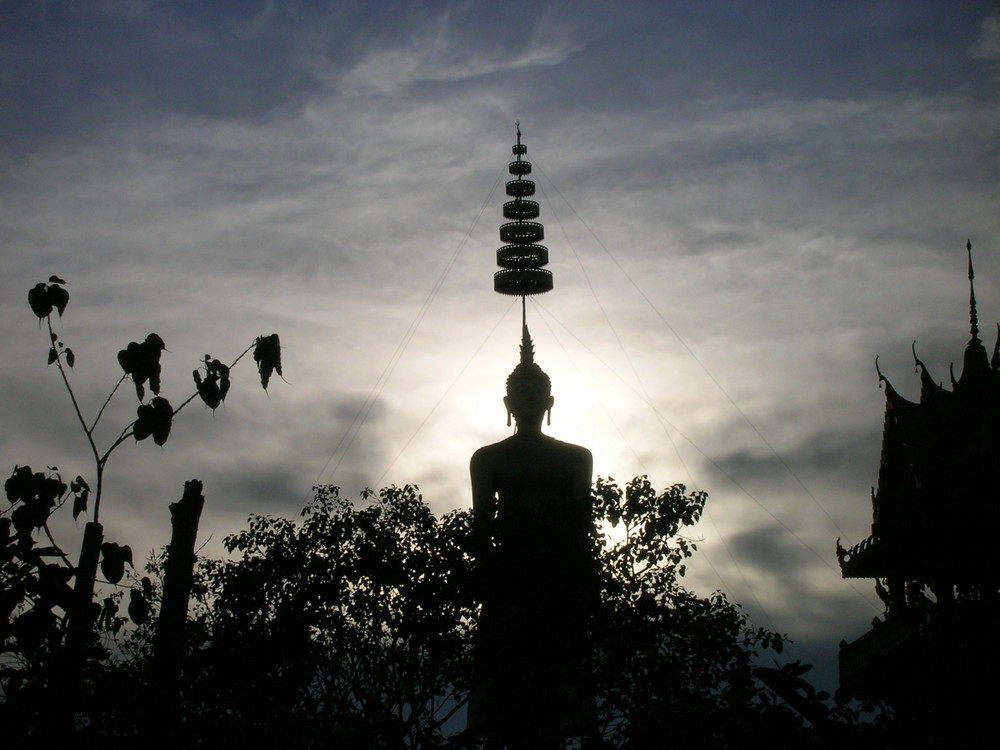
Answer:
[5,476,886,748]
[145,479,834,748]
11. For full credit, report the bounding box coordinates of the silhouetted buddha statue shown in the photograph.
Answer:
[469,325,596,748]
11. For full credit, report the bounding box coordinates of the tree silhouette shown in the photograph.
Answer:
[589,477,779,747]
[6,470,888,747]
[1,277,281,744]
[179,484,476,747]
[115,479,815,748]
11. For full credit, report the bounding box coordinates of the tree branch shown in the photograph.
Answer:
[89,374,128,435]
[46,318,101,471]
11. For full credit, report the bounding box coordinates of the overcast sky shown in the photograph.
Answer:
[2,0,998,692]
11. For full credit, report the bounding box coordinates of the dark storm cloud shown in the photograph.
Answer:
[0,0,576,157]
[1,1,323,155]
[215,463,303,513]
[457,0,996,119]
[711,427,882,488]
[729,523,821,579]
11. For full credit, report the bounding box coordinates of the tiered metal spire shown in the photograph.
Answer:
[493,124,553,307]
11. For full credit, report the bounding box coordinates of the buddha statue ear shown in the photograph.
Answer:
[546,407,551,426]
[507,409,512,427]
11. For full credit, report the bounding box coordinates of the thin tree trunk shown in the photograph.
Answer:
[153,479,204,684]
[145,480,204,743]
[51,520,104,740]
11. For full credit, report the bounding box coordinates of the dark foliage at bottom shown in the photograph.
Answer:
[2,479,890,748]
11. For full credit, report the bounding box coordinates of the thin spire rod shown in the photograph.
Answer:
[967,238,980,342]
[521,295,526,328]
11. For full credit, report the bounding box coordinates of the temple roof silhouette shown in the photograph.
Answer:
[837,241,1000,582]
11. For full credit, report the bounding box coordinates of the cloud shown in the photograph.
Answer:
[709,428,880,498]
[971,10,1000,61]
[337,9,580,96]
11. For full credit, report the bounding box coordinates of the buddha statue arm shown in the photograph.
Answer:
[566,446,598,601]
[572,447,594,509]
[470,447,498,561]
[565,445,595,538]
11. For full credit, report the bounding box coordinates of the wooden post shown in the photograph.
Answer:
[153,479,205,685]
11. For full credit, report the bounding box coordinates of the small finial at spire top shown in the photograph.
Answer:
[516,120,521,145]
[967,238,980,343]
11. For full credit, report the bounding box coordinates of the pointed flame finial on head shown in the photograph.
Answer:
[519,321,535,365]
[507,322,547,393]
[505,321,552,427]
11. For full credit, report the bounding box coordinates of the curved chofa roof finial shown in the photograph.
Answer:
[494,124,553,308]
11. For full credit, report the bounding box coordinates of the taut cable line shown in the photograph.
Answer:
[313,165,506,490]
[534,160,850,541]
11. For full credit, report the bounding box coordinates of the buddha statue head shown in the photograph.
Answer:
[504,325,554,428]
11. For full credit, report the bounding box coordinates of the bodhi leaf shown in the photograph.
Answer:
[48,284,69,317]
[128,588,151,625]
[194,358,231,410]
[4,467,66,534]
[28,283,52,318]
[212,358,231,401]
[28,279,69,319]
[100,544,125,584]
[71,476,91,520]
[253,333,282,390]
[194,370,218,410]
[73,489,89,520]
[143,333,166,394]
[100,542,134,584]
[4,465,37,503]
[134,396,173,446]
[118,333,166,401]
[150,397,173,445]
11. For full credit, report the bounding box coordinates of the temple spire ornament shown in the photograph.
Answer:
[493,124,553,298]
[967,238,980,343]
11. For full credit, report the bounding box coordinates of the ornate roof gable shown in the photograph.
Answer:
[839,242,1000,581]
